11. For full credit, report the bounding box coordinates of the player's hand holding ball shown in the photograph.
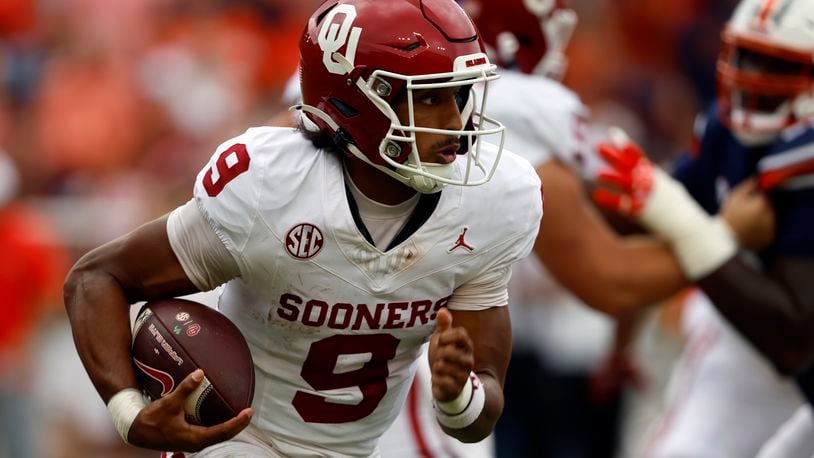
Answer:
[128,370,253,452]
[118,298,256,451]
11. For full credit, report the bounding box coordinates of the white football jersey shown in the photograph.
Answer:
[191,126,541,457]
[483,70,614,370]
[483,70,607,181]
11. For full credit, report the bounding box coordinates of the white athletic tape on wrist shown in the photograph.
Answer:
[437,372,473,414]
[107,388,148,444]
[434,372,486,429]
[639,168,738,280]
[672,216,738,280]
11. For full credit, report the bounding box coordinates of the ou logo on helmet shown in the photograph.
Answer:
[318,4,363,75]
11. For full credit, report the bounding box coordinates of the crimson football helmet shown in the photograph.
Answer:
[298,0,506,194]
[462,0,577,80]
[717,0,814,145]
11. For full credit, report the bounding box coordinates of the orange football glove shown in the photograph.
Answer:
[590,128,739,280]
[592,128,654,217]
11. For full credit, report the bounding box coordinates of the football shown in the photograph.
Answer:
[131,298,255,426]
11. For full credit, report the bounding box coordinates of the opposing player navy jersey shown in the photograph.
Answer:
[673,103,814,405]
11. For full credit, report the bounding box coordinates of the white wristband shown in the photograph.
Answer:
[434,372,486,429]
[639,168,738,280]
[671,216,738,280]
[107,388,148,444]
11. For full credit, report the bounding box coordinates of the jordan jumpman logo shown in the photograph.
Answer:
[448,227,475,253]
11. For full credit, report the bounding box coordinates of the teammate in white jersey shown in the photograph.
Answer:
[62,1,543,456]
[462,1,778,456]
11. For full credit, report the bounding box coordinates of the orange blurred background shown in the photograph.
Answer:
[0,1,737,456]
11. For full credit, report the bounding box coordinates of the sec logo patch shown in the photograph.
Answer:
[285,223,324,259]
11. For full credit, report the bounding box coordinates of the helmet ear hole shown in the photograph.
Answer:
[329,98,359,118]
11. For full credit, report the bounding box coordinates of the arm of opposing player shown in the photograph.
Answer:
[536,160,687,315]
[698,256,814,375]
[696,189,814,375]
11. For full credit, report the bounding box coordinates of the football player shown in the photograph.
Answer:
[463,0,786,456]
[464,0,769,326]
[63,0,543,456]
[399,0,774,455]
[592,0,814,456]
[274,76,498,458]
[274,1,772,456]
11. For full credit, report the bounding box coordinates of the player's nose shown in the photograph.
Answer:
[439,95,463,132]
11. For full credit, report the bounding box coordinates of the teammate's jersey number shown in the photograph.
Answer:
[293,334,400,423]
[203,143,251,197]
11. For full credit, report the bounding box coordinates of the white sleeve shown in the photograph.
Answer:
[493,74,589,171]
[446,266,513,311]
[166,199,240,291]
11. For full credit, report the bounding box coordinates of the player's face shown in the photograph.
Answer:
[394,86,464,165]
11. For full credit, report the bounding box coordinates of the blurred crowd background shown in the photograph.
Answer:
[0,0,738,457]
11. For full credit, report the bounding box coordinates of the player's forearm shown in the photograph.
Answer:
[439,371,503,443]
[64,254,140,402]
[698,256,814,375]
[564,236,687,315]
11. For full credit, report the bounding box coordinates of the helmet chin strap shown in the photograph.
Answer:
[293,104,451,194]
[396,161,454,194]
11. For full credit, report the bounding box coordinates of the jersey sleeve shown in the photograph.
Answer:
[515,80,603,181]
[448,151,542,311]
[492,74,591,174]
[192,128,269,274]
[447,266,511,311]
[167,199,241,291]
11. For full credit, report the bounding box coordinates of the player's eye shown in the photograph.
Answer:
[418,91,441,105]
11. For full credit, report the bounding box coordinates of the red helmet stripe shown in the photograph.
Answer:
[758,0,779,27]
